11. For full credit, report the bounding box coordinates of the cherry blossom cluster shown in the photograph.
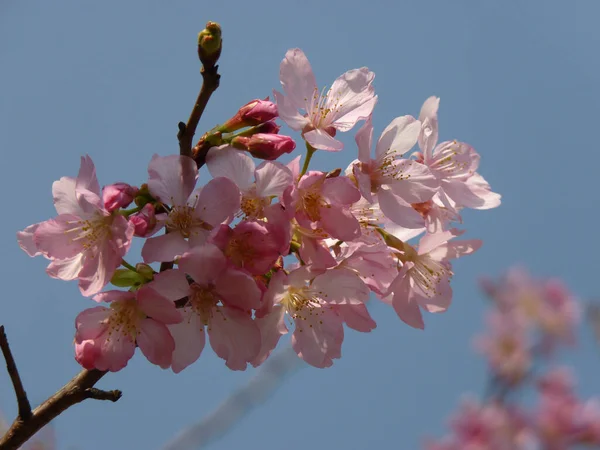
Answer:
[425,268,600,450]
[17,48,500,372]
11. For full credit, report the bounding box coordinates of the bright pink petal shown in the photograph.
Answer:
[179,244,226,285]
[251,305,288,367]
[208,307,260,371]
[168,312,206,373]
[216,268,262,310]
[147,154,198,206]
[273,90,309,131]
[391,275,425,329]
[206,146,254,190]
[76,155,101,197]
[77,240,122,296]
[52,176,79,215]
[322,176,361,205]
[335,303,376,332]
[34,215,85,259]
[96,330,136,372]
[291,305,343,368]
[138,319,175,369]
[17,223,42,257]
[46,255,83,280]
[75,306,111,340]
[328,68,376,131]
[319,205,361,241]
[136,285,182,324]
[151,269,190,301]
[279,48,318,110]
[141,232,190,263]
[312,268,369,305]
[355,116,374,163]
[375,115,421,159]
[195,177,241,226]
[255,161,293,198]
[377,188,424,229]
[304,128,344,152]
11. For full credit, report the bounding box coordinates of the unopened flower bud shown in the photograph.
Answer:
[197,21,222,68]
[130,203,157,237]
[231,134,296,160]
[102,183,138,212]
[135,263,155,281]
[221,99,278,132]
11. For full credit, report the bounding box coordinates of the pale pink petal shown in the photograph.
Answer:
[195,177,241,226]
[141,232,190,263]
[216,268,262,310]
[355,116,374,163]
[17,223,42,256]
[375,115,421,159]
[147,154,198,206]
[417,230,459,255]
[136,285,182,324]
[251,305,288,367]
[254,161,293,198]
[443,179,500,210]
[151,269,191,301]
[327,68,376,131]
[108,214,134,256]
[292,305,343,368]
[75,188,104,217]
[387,160,438,203]
[178,244,226,285]
[391,275,425,329]
[353,164,374,203]
[75,306,111,340]
[418,96,440,158]
[335,303,376,332]
[93,290,135,304]
[33,215,85,259]
[273,90,310,131]
[208,307,260,370]
[319,205,361,241]
[78,241,123,296]
[46,255,83,280]
[137,319,175,369]
[429,239,482,261]
[304,128,344,152]
[299,238,337,269]
[279,48,318,110]
[377,188,425,229]
[76,155,101,197]
[463,173,501,209]
[52,176,80,215]
[413,273,452,313]
[97,331,136,372]
[287,155,302,179]
[206,146,254,190]
[168,312,206,373]
[312,268,370,305]
[322,176,361,205]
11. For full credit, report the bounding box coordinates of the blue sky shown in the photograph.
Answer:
[1,1,599,449]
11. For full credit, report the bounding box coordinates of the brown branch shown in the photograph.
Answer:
[178,65,221,158]
[0,361,119,450]
[0,326,32,421]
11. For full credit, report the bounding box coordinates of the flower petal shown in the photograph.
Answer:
[179,244,226,285]
[377,188,425,229]
[328,68,377,131]
[391,275,425,329]
[151,269,191,301]
[75,306,111,340]
[251,305,288,367]
[136,285,182,324]
[168,312,206,373]
[206,146,254,190]
[375,115,421,159]
[52,176,80,215]
[216,268,262,310]
[76,155,101,197]
[279,48,318,111]
[34,215,85,259]
[312,268,370,305]
[273,90,310,131]
[141,232,190,263]
[147,154,198,206]
[138,319,175,369]
[17,223,42,257]
[195,177,241,226]
[255,161,293,198]
[304,128,344,152]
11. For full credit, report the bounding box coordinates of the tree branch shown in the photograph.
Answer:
[0,358,118,450]
[0,326,32,421]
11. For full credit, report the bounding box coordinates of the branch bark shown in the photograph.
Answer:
[0,327,119,450]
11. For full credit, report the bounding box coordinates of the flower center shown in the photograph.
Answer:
[431,141,471,178]
[377,152,412,184]
[108,299,145,341]
[240,193,268,219]
[188,283,219,326]
[299,188,327,222]
[65,215,111,251]
[408,255,451,299]
[225,233,256,268]
[307,86,342,128]
[166,205,210,238]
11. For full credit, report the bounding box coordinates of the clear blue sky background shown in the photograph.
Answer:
[1,1,599,449]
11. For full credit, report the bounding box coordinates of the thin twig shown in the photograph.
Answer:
[179,65,221,158]
[0,326,31,421]
[0,367,118,450]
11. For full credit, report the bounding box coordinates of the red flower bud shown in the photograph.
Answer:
[102,183,138,212]
[232,133,296,160]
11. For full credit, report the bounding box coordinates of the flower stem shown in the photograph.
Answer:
[121,259,138,273]
[300,142,316,177]
[118,205,143,217]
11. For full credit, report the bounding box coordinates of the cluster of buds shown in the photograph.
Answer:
[17,48,500,372]
[425,269,599,450]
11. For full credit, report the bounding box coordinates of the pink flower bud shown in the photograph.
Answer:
[221,99,278,132]
[231,133,295,160]
[129,203,157,237]
[254,120,280,134]
[102,183,138,212]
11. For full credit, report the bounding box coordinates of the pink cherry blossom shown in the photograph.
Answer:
[221,98,278,132]
[351,115,438,228]
[387,230,482,329]
[74,284,180,372]
[141,154,241,263]
[129,203,165,237]
[150,246,262,372]
[20,156,134,296]
[231,133,296,160]
[206,146,293,220]
[274,48,377,151]
[102,182,138,213]
[287,171,361,241]
[416,96,501,212]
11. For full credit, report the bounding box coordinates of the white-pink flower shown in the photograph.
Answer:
[141,154,241,263]
[74,285,181,372]
[206,146,293,219]
[18,156,134,296]
[150,245,262,372]
[351,115,438,228]
[387,230,481,329]
[274,48,377,151]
